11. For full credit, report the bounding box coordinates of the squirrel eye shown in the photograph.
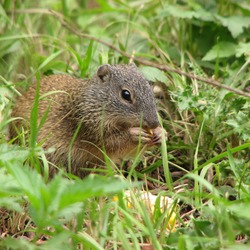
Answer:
[121,89,132,102]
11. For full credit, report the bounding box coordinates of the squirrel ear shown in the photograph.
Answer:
[97,64,111,82]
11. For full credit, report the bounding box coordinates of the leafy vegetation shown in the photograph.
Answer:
[0,0,250,249]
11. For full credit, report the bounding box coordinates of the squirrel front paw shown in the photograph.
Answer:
[129,126,167,145]
[129,127,153,144]
[148,126,168,145]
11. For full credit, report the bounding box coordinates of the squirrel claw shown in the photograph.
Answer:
[148,126,167,145]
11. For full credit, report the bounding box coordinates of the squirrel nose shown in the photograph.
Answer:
[143,117,160,129]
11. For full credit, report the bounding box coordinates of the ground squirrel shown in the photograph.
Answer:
[10,63,166,177]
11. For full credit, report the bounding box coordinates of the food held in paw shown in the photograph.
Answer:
[146,128,154,136]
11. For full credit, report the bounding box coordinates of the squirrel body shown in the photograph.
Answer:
[10,64,165,177]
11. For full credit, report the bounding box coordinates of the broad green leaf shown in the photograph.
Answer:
[216,15,250,38]
[159,5,214,22]
[0,168,22,196]
[42,231,72,250]
[0,144,29,163]
[236,42,250,57]
[0,237,37,250]
[193,8,215,22]
[202,42,237,61]
[5,161,46,207]
[140,66,168,84]
[3,160,135,228]
[227,202,250,220]
[0,197,22,212]
[193,219,214,237]
[58,175,133,209]
[160,5,195,19]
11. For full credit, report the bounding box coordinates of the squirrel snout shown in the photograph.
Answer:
[143,118,160,130]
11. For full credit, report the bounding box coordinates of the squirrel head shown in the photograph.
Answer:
[88,63,159,130]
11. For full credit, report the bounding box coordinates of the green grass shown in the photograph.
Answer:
[1,0,250,249]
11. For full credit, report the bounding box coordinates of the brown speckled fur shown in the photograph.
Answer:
[10,64,160,177]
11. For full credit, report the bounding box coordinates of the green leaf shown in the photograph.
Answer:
[216,15,250,38]
[42,231,72,250]
[29,74,41,149]
[140,66,168,84]
[236,42,250,57]
[4,159,134,228]
[202,42,237,61]
[0,197,22,212]
[159,5,195,19]
[226,113,250,140]
[159,5,214,22]
[0,144,29,163]
[227,202,250,221]
[193,219,214,237]
[193,8,215,22]
[0,168,22,196]
[58,175,133,209]
[80,40,94,77]
[0,237,37,250]
[37,50,63,72]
